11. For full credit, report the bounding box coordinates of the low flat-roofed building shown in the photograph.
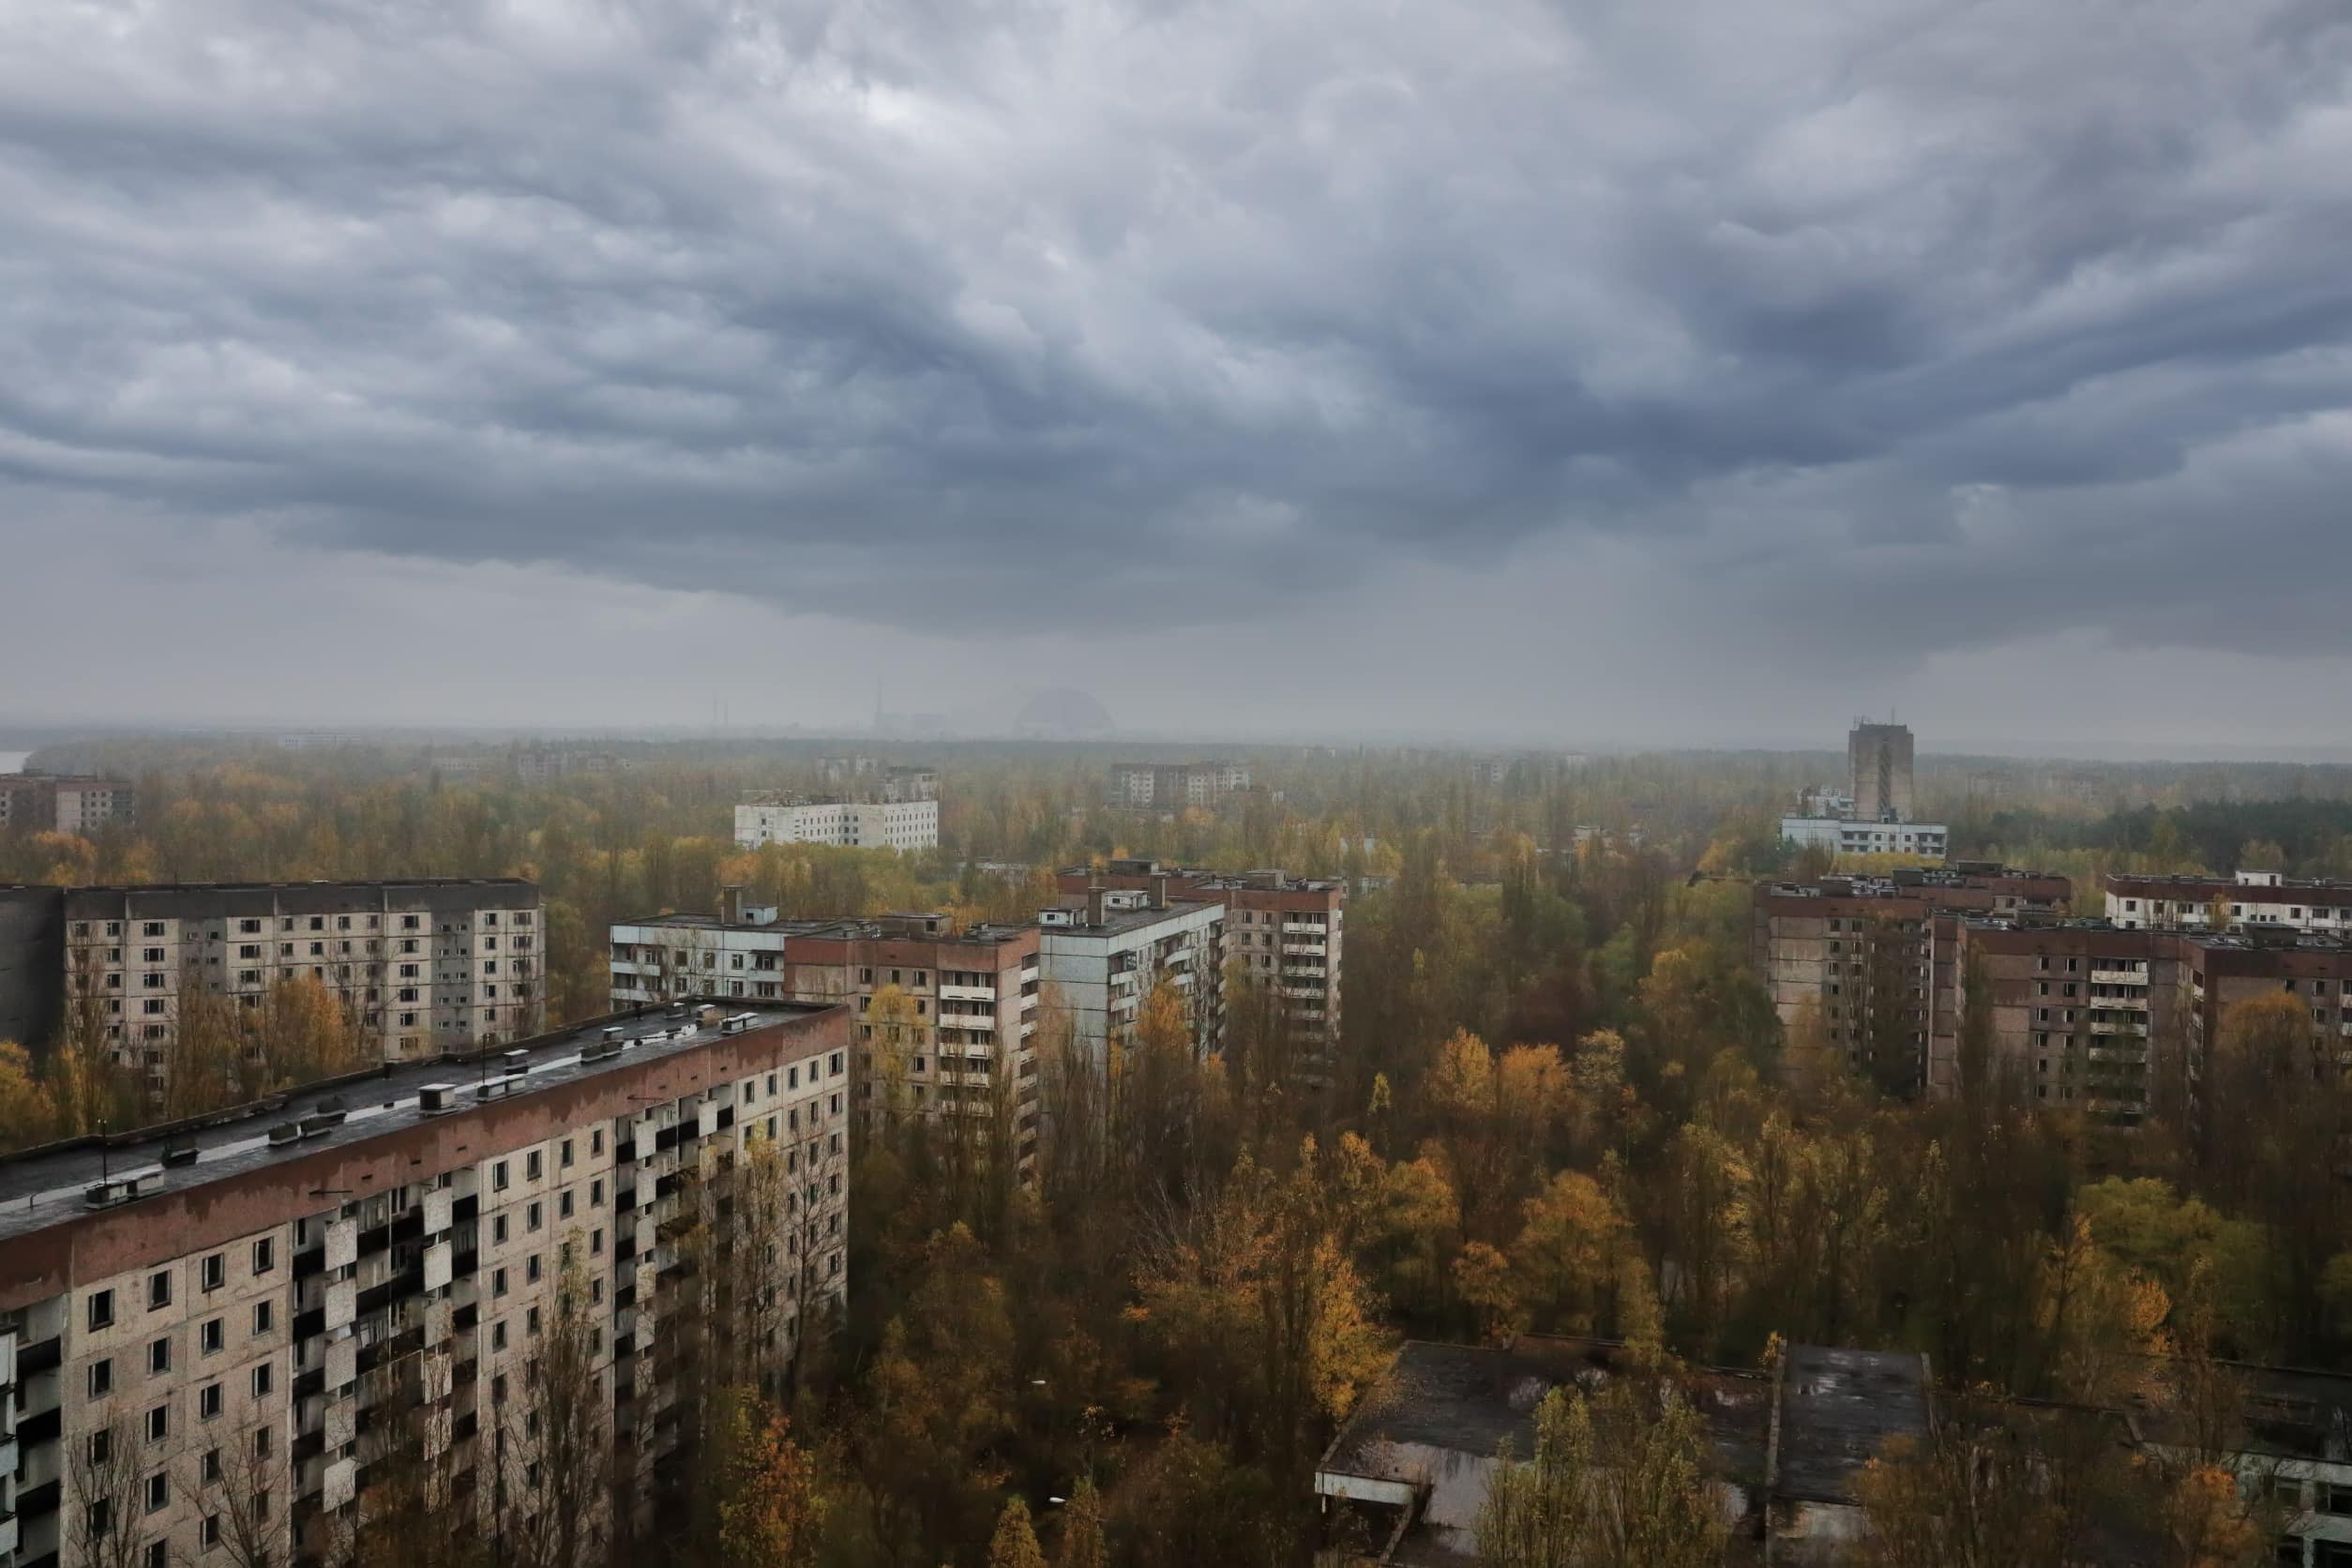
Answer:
[1311,1336,1922,1566]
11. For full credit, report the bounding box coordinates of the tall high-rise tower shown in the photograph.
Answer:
[1849,721,1915,822]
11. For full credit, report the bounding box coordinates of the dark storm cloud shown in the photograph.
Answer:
[3,0,2350,653]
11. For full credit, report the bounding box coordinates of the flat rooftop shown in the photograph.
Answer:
[1776,1345,1930,1504]
[615,912,1035,945]
[1316,1338,1772,1566]
[0,1000,832,1247]
[1041,896,1220,935]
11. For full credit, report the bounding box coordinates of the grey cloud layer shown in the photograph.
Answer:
[3,0,2350,649]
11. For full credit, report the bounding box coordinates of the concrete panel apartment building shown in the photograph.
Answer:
[1954,920,2352,1130]
[0,1000,851,1568]
[0,776,138,836]
[609,905,1042,1160]
[1753,865,2073,1093]
[2105,868,2352,934]
[1056,861,1343,1075]
[1104,761,1251,811]
[1760,867,2352,1129]
[1036,884,1228,1073]
[41,882,546,1091]
[731,798,939,853]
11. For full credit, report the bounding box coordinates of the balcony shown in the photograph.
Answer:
[2090,968,2147,986]
[940,983,997,1003]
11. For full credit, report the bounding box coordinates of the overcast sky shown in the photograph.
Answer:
[4,0,2351,752]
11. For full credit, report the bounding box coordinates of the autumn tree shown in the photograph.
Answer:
[1053,1478,1109,1568]
[1422,1029,1566,1243]
[1475,1380,1726,1568]
[712,1386,824,1567]
[0,1039,59,1153]
[988,1496,1049,1568]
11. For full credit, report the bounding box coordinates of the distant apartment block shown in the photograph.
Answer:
[1944,917,2352,1130]
[732,797,939,853]
[53,881,545,1088]
[1105,761,1250,811]
[879,767,940,803]
[512,746,628,782]
[1057,861,1341,1075]
[0,773,138,836]
[1753,866,2073,1094]
[1759,862,2352,1128]
[609,905,1040,1159]
[2105,868,2352,934]
[0,1001,850,1568]
[1038,884,1227,1071]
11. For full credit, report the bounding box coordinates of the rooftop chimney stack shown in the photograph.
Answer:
[1151,872,1170,910]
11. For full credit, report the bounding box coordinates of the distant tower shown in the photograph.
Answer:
[1849,721,1915,822]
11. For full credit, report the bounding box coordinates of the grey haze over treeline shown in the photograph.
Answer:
[3,0,2351,751]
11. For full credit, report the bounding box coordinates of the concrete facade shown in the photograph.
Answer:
[0,1001,850,1568]
[1847,722,1916,823]
[0,886,66,1049]
[1104,761,1251,811]
[1036,889,1226,1072]
[1057,861,1342,1078]
[60,882,546,1091]
[610,912,1041,1161]
[731,799,939,852]
[0,776,138,837]
[1753,867,2073,1094]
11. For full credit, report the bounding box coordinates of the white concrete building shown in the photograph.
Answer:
[2106,868,2352,934]
[1781,817,1950,862]
[1037,887,1226,1070]
[733,799,938,853]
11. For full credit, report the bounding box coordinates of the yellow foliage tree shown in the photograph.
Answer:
[0,1040,59,1153]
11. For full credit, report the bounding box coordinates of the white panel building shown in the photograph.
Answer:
[1036,887,1226,1070]
[733,799,939,852]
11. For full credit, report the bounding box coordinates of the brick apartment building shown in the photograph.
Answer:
[1753,865,2073,1093]
[1952,920,2352,1130]
[609,904,1041,1163]
[0,1001,850,1568]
